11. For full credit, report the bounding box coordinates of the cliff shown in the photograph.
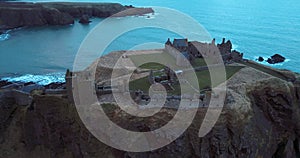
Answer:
[0,2,154,30]
[0,63,300,157]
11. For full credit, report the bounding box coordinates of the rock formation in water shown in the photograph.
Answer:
[267,54,286,64]
[257,56,264,62]
[0,2,154,30]
[0,55,300,157]
[79,15,91,24]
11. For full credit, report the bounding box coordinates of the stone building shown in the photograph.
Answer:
[65,69,74,103]
[148,70,155,84]
[173,38,189,52]
[165,38,244,65]
[188,41,218,58]
[65,69,97,105]
[165,38,192,67]
[217,38,243,62]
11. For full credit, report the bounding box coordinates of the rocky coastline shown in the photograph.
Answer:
[0,46,300,157]
[0,2,154,30]
[257,54,286,64]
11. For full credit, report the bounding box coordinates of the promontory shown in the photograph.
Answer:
[0,2,154,30]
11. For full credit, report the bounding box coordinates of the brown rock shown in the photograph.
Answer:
[267,54,286,64]
[79,15,91,24]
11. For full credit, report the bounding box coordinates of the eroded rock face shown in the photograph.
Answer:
[79,15,91,24]
[246,78,300,157]
[0,69,300,157]
[0,95,115,157]
[0,81,12,88]
[0,4,74,29]
[0,92,16,145]
[217,38,232,55]
[0,2,154,30]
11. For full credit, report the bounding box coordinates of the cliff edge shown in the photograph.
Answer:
[0,63,300,157]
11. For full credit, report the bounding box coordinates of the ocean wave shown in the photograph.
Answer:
[144,12,157,19]
[232,44,238,50]
[1,72,65,85]
[0,33,10,41]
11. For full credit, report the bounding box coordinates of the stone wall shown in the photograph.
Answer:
[165,45,190,67]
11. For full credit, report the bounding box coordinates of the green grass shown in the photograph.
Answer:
[130,52,210,70]
[129,52,178,70]
[129,66,244,94]
[240,61,289,80]
[128,52,244,94]
[138,62,166,70]
[172,66,244,94]
[129,76,152,92]
[195,66,244,89]
[101,103,117,113]
[192,58,207,67]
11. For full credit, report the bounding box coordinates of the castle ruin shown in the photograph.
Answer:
[164,38,244,66]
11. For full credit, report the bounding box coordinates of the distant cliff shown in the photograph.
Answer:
[0,2,154,30]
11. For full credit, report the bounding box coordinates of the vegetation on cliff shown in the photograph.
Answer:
[0,2,154,30]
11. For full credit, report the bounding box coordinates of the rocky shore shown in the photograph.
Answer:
[0,2,154,30]
[257,54,286,64]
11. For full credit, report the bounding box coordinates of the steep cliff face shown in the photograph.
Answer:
[41,2,126,18]
[0,6,74,29]
[247,79,300,157]
[0,67,299,158]
[0,95,114,158]
[0,2,153,30]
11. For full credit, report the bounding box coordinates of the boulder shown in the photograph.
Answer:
[0,80,12,88]
[79,15,91,24]
[257,56,264,62]
[267,54,285,64]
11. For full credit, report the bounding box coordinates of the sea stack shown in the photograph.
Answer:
[267,54,286,64]
[79,15,91,24]
[257,56,264,62]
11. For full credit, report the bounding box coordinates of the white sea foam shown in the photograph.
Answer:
[1,72,65,85]
[144,12,157,19]
[0,33,10,41]
[232,44,238,50]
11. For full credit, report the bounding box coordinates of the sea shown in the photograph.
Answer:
[0,0,299,85]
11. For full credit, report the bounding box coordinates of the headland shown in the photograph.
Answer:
[0,2,154,30]
[0,38,300,157]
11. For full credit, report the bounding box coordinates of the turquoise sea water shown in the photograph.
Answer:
[1,0,299,84]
